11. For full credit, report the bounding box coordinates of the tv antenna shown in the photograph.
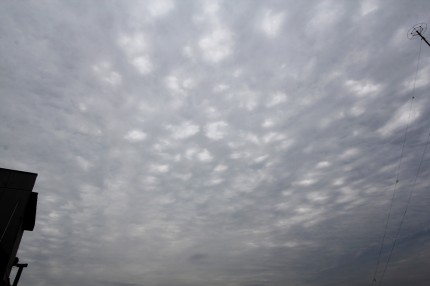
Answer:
[408,23,430,47]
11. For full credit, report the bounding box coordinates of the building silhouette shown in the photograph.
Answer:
[0,168,38,286]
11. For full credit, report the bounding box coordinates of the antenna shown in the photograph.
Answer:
[408,23,430,47]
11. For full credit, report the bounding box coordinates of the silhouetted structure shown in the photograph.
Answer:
[408,23,430,47]
[0,168,38,286]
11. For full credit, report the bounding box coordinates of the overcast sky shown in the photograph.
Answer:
[1,1,430,285]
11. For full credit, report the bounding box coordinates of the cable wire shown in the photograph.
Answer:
[371,38,423,286]
[378,131,430,286]
[371,97,414,286]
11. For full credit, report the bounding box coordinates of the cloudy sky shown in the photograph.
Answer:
[2,1,430,285]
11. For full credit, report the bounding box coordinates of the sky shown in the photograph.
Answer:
[1,1,430,285]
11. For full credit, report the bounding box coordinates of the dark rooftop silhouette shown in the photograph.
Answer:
[0,168,38,286]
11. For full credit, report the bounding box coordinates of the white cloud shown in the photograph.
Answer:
[379,102,421,136]
[152,139,172,152]
[124,130,147,142]
[119,33,148,56]
[167,121,200,139]
[204,106,221,119]
[229,89,259,111]
[340,148,360,159]
[92,62,122,86]
[199,27,233,63]
[316,161,330,168]
[266,92,287,107]
[166,75,181,92]
[230,151,251,159]
[403,66,430,90]
[76,156,92,171]
[132,56,153,75]
[262,119,275,128]
[205,121,228,140]
[148,0,174,18]
[361,0,378,16]
[350,105,365,116]
[197,149,213,162]
[345,79,380,97]
[308,1,342,31]
[262,132,285,143]
[194,0,220,25]
[213,83,229,93]
[118,33,153,75]
[254,155,269,163]
[185,148,198,160]
[245,132,261,145]
[207,177,224,186]
[150,164,170,173]
[294,179,316,187]
[203,1,220,17]
[165,74,196,94]
[214,164,228,172]
[260,10,285,37]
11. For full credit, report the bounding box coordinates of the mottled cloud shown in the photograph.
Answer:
[1,1,430,286]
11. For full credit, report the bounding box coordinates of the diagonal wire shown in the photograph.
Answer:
[371,99,413,286]
[371,37,423,286]
[378,131,430,286]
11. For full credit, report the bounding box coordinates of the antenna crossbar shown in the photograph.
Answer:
[415,30,430,47]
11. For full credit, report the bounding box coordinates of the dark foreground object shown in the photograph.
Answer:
[0,168,38,286]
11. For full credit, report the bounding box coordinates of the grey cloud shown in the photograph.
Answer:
[1,1,430,286]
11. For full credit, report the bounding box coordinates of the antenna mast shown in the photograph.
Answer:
[408,23,430,47]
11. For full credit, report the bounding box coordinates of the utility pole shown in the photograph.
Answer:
[408,23,430,47]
